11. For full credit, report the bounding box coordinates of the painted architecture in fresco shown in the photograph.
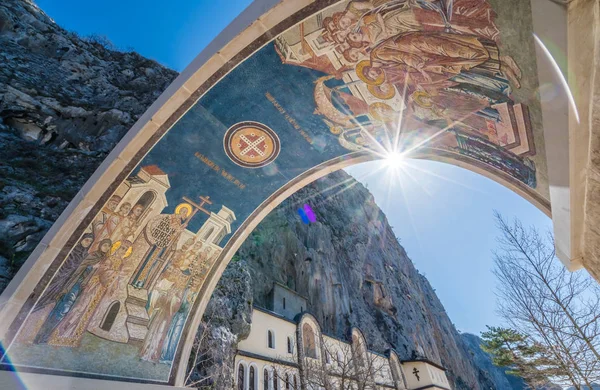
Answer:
[13,165,235,369]
[1,0,547,383]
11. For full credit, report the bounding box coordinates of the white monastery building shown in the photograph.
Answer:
[235,284,451,390]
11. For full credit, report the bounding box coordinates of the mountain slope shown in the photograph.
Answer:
[0,0,177,291]
[199,170,509,390]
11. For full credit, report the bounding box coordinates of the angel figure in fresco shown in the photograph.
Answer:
[139,262,190,362]
[34,238,112,344]
[130,203,192,289]
[47,240,132,348]
[160,276,202,364]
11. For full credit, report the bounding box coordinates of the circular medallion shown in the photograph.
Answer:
[224,121,280,168]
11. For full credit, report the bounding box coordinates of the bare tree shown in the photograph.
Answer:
[492,212,600,389]
[302,339,388,390]
[185,308,235,389]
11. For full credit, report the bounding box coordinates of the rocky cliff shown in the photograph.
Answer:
[0,0,177,291]
[1,1,518,389]
[196,170,507,390]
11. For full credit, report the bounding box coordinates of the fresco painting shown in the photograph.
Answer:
[0,0,547,383]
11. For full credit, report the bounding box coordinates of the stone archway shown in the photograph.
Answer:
[0,0,589,388]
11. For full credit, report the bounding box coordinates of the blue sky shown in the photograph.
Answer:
[37,0,552,334]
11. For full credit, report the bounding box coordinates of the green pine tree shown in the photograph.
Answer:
[481,326,564,389]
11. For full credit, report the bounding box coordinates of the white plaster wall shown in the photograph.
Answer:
[237,309,297,362]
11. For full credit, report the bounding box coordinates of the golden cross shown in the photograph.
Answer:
[183,195,212,217]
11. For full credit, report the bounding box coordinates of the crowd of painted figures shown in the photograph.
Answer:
[20,191,219,365]
[283,0,537,187]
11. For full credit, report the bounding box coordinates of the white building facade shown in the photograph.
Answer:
[235,284,451,390]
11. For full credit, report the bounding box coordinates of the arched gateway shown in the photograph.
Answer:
[0,0,594,389]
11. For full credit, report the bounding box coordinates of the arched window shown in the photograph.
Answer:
[237,363,245,390]
[352,335,365,367]
[203,226,215,241]
[268,330,275,349]
[263,368,269,390]
[273,371,279,390]
[302,324,317,359]
[285,373,290,389]
[325,350,331,364]
[293,375,298,390]
[134,191,155,219]
[287,336,293,354]
[100,301,120,331]
[283,297,286,309]
[249,366,256,390]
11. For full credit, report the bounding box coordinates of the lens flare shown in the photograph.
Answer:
[384,151,405,169]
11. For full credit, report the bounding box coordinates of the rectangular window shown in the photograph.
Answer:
[283,297,286,310]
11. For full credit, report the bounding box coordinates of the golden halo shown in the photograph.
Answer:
[330,126,343,135]
[368,83,396,100]
[175,203,193,216]
[368,102,395,122]
[411,91,433,108]
[355,60,385,86]
[110,241,122,256]
[124,246,133,258]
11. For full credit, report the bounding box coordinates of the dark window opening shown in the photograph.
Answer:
[263,369,269,390]
[268,330,275,349]
[100,301,120,331]
[237,364,245,390]
[249,366,256,390]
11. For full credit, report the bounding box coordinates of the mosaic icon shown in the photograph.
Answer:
[224,121,280,168]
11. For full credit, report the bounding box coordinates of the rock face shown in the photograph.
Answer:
[198,170,505,390]
[0,0,177,290]
[461,333,525,390]
[1,2,518,389]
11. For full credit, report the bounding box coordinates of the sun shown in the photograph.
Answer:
[384,151,405,169]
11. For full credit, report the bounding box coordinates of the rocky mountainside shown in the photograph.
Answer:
[196,170,516,390]
[0,0,177,290]
[461,333,528,390]
[1,1,520,389]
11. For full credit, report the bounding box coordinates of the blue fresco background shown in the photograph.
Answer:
[142,43,350,237]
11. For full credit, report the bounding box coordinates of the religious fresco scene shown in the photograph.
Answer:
[1,0,548,383]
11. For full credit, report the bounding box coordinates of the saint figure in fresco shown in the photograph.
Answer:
[34,238,112,344]
[47,240,132,347]
[111,203,145,243]
[33,233,94,312]
[168,238,196,270]
[408,88,497,137]
[160,277,201,364]
[357,31,522,88]
[91,195,120,239]
[139,262,190,362]
[130,204,192,289]
[89,202,130,252]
